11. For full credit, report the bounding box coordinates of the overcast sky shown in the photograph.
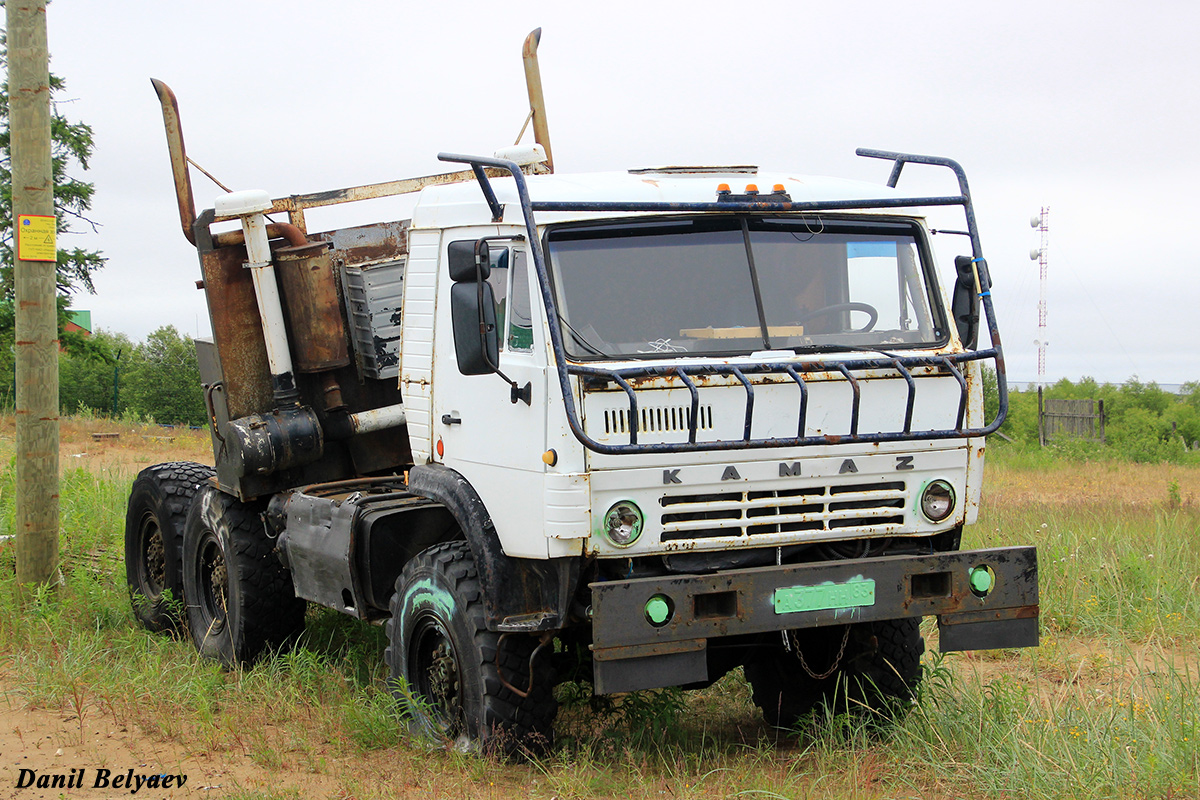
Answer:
[37,0,1200,385]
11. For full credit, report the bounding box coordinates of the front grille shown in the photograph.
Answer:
[660,481,906,541]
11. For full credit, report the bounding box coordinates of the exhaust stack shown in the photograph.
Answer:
[150,79,198,244]
[522,28,554,173]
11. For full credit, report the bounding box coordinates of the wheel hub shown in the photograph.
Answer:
[210,558,228,615]
[412,618,464,732]
[428,641,460,702]
[140,515,166,596]
[199,536,228,629]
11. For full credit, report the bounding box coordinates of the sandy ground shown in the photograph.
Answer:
[0,699,363,799]
[0,691,273,798]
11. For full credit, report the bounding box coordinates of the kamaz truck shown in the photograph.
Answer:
[126,29,1038,753]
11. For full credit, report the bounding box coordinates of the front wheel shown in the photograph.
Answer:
[181,484,306,666]
[385,541,556,755]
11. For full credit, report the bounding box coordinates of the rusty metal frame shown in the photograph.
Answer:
[439,149,1009,456]
[149,77,514,244]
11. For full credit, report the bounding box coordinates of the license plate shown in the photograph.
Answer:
[774,577,876,614]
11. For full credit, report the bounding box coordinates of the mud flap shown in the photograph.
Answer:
[592,641,708,695]
[937,610,1039,651]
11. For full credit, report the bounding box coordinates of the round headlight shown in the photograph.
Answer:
[920,480,956,522]
[603,501,644,547]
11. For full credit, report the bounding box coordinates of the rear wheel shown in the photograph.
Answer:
[181,484,306,666]
[746,618,924,728]
[124,462,215,633]
[385,541,556,755]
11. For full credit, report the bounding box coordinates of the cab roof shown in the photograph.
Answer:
[410,167,917,229]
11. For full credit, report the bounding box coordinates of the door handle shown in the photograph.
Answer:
[441,414,461,425]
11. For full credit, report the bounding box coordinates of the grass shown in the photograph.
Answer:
[1,420,1199,797]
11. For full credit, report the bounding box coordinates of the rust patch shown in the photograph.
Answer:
[275,242,350,373]
[201,246,272,420]
[310,219,410,267]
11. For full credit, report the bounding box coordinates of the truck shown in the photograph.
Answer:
[126,29,1038,754]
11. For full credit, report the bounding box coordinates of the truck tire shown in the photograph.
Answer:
[385,541,556,756]
[124,461,215,633]
[746,618,924,728]
[181,484,306,667]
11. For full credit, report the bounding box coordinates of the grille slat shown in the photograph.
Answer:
[659,482,907,543]
[663,490,903,516]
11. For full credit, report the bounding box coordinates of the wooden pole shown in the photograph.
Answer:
[1037,385,1045,447]
[9,0,60,588]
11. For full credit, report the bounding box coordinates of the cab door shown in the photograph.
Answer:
[433,234,550,557]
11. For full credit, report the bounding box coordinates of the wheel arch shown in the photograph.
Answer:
[406,463,579,632]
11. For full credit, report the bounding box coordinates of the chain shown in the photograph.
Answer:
[793,626,851,681]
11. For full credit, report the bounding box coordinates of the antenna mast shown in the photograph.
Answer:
[1030,207,1049,387]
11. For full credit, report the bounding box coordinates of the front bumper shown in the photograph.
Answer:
[589,545,1038,694]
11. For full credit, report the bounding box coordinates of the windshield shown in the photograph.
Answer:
[546,216,948,360]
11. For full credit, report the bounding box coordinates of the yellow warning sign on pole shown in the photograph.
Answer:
[16,214,56,262]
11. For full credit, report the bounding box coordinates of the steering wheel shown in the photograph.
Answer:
[794,302,878,333]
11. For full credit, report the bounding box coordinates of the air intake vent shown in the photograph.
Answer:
[603,405,714,436]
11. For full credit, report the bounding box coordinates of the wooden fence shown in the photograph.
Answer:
[1038,390,1105,445]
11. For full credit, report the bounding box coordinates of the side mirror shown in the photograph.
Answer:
[448,238,499,375]
[951,255,980,349]
[448,238,490,282]
[450,283,500,375]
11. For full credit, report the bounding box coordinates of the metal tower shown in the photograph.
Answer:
[1030,208,1049,386]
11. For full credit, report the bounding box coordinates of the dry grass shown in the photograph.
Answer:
[984,452,1200,511]
[0,413,212,479]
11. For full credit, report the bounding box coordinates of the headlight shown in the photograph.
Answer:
[920,480,956,522]
[603,501,644,547]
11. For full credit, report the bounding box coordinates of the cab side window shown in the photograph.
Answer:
[484,248,510,343]
[508,250,534,352]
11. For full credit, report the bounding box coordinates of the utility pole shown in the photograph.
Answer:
[9,0,60,588]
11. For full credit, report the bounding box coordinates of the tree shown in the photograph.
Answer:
[58,328,129,415]
[0,28,105,347]
[123,326,205,426]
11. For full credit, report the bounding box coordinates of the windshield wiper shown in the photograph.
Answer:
[790,343,903,358]
[562,318,615,358]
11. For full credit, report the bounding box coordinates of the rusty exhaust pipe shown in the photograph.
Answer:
[150,79,198,245]
[213,222,309,250]
[522,28,554,173]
